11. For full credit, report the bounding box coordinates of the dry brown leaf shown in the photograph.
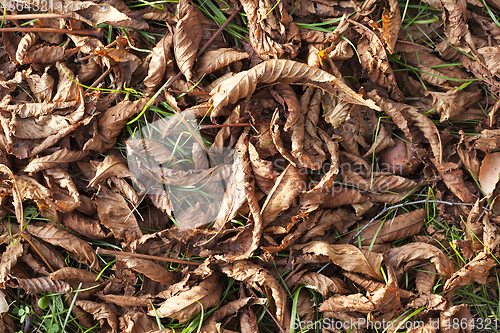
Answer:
[89,155,132,188]
[248,140,280,194]
[294,272,350,297]
[200,297,266,333]
[0,240,23,287]
[24,148,88,173]
[292,241,384,280]
[50,267,100,282]
[261,164,307,226]
[341,209,426,245]
[441,168,475,203]
[98,293,152,307]
[95,186,142,245]
[95,98,148,152]
[386,242,454,278]
[291,87,326,170]
[63,211,110,239]
[144,34,173,90]
[353,23,404,101]
[44,167,81,212]
[367,90,442,164]
[76,300,118,333]
[53,0,146,28]
[381,0,401,54]
[26,223,99,270]
[174,0,202,81]
[117,255,177,285]
[149,272,222,321]
[319,263,400,313]
[443,251,496,297]
[424,88,483,122]
[119,308,158,333]
[274,84,301,131]
[439,304,472,333]
[194,48,249,79]
[13,276,70,295]
[209,59,381,120]
[24,67,54,103]
[6,222,66,271]
[478,46,500,75]
[479,152,500,197]
[219,261,289,328]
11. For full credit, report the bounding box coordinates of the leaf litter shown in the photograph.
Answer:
[1,0,500,332]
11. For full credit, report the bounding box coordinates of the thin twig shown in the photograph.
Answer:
[248,289,285,333]
[84,68,111,94]
[199,122,285,130]
[20,233,55,273]
[96,247,202,266]
[1,13,68,20]
[0,27,102,37]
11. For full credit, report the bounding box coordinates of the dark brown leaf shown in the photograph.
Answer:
[174,0,202,81]
[95,186,142,244]
[26,223,99,270]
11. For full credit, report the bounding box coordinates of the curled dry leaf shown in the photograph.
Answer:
[117,255,177,285]
[443,251,496,298]
[53,0,144,28]
[119,308,158,333]
[386,242,454,279]
[319,263,400,314]
[291,87,326,170]
[424,88,483,122]
[144,34,173,90]
[381,0,401,54]
[209,59,381,120]
[44,167,81,212]
[0,240,23,287]
[95,186,143,245]
[194,48,249,79]
[24,148,88,173]
[148,272,222,321]
[95,98,148,152]
[367,89,442,164]
[26,223,99,270]
[291,241,384,280]
[261,164,307,226]
[353,23,403,101]
[88,155,132,188]
[219,261,289,328]
[76,300,118,333]
[293,272,350,297]
[200,297,266,333]
[174,0,202,81]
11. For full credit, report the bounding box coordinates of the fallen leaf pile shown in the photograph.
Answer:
[1,0,500,332]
